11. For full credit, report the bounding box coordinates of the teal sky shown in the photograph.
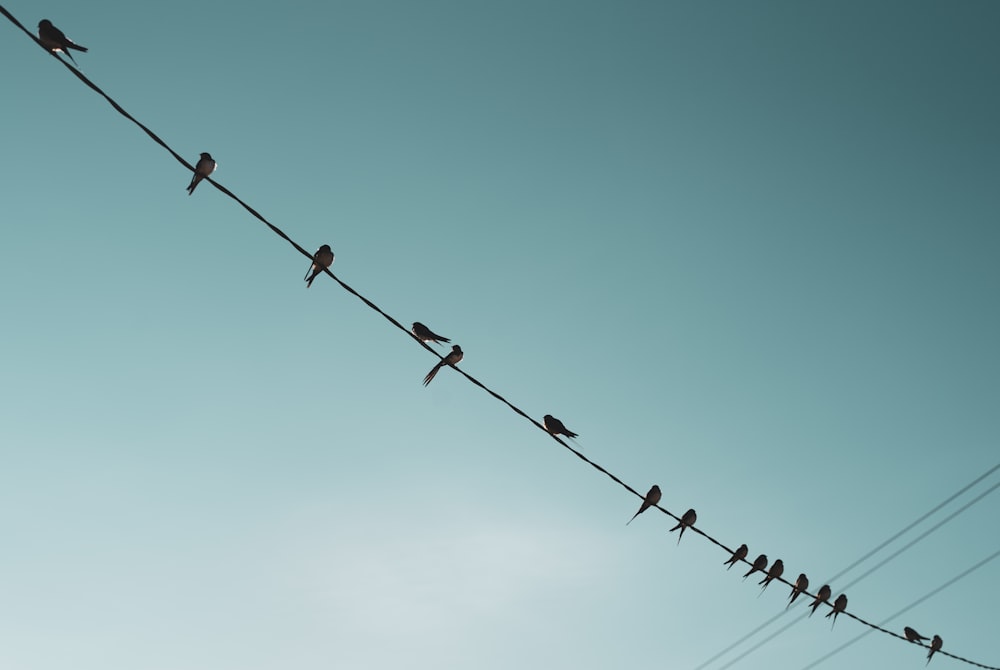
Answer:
[2,1,998,669]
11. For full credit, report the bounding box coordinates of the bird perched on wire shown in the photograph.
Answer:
[411,322,450,346]
[808,584,832,616]
[743,554,768,581]
[626,485,661,525]
[186,152,216,195]
[543,414,578,438]
[304,244,335,288]
[670,508,697,544]
[423,344,463,386]
[37,19,88,66]
[926,635,942,665]
[825,593,847,627]
[724,544,748,570]
[787,573,809,607]
[758,558,784,591]
[904,627,929,643]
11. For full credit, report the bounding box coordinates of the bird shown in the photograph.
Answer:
[758,558,784,591]
[543,414,578,438]
[626,485,661,525]
[411,322,450,345]
[669,508,697,544]
[743,554,768,580]
[304,244,335,288]
[904,627,929,643]
[724,544,748,570]
[926,635,942,665]
[787,573,809,607]
[825,593,847,627]
[423,344,463,386]
[37,19,88,66]
[808,584,832,616]
[186,152,216,195]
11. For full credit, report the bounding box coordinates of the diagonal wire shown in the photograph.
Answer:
[3,7,998,669]
[0,0,680,524]
[799,547,1000,670]
[696,463,1000,670]
[824,463,1000,583]
[694,608,799,670]
[716,609,809,670]
[714,480,1000,669]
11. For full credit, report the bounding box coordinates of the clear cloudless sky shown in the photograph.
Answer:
[2,1,998,669]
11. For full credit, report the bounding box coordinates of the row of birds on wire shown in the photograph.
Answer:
[625,484,945,664]
[34,18,527,391]
[34,19,498,390]
[32,16,949,668]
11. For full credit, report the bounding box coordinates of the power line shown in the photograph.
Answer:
[713,546,1000,670]
[4,7,998,669]
[826,464,1000,584]
[696,463,1000,670]
[799,547,1000,670]
[694,608,793,670]
[840,480,1000,591]
[717,610,807,670]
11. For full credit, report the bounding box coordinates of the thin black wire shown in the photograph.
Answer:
[4,7,997,668]
[697,464,1000,670]
[0,2,671,522]
[713,545,1000,670]
[799,547,1000,670]
[0,4,437,359]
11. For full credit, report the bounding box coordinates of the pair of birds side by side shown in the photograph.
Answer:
[625,485,697,543]
[409,322,462,386]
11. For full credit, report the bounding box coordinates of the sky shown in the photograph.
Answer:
[1,1,999,669]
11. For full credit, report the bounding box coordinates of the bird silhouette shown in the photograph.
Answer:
[37,19,88,66]
[743,554,768,580]
[304,244,335,288]
[411,322,450,345]
[904,627,929,643]
[808,584,832,616]
[186,152,216,195]
[724,544,748,570]
[758,558,784,591]
[423,345,463,386]
[926,635,942,665]
[543,414,578,438]
[626,485,661,525]
[787,573,809,607]
[825,593,847,628]
[669,508,697,544]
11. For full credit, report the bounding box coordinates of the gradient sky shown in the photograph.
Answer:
[2,1,999,669]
